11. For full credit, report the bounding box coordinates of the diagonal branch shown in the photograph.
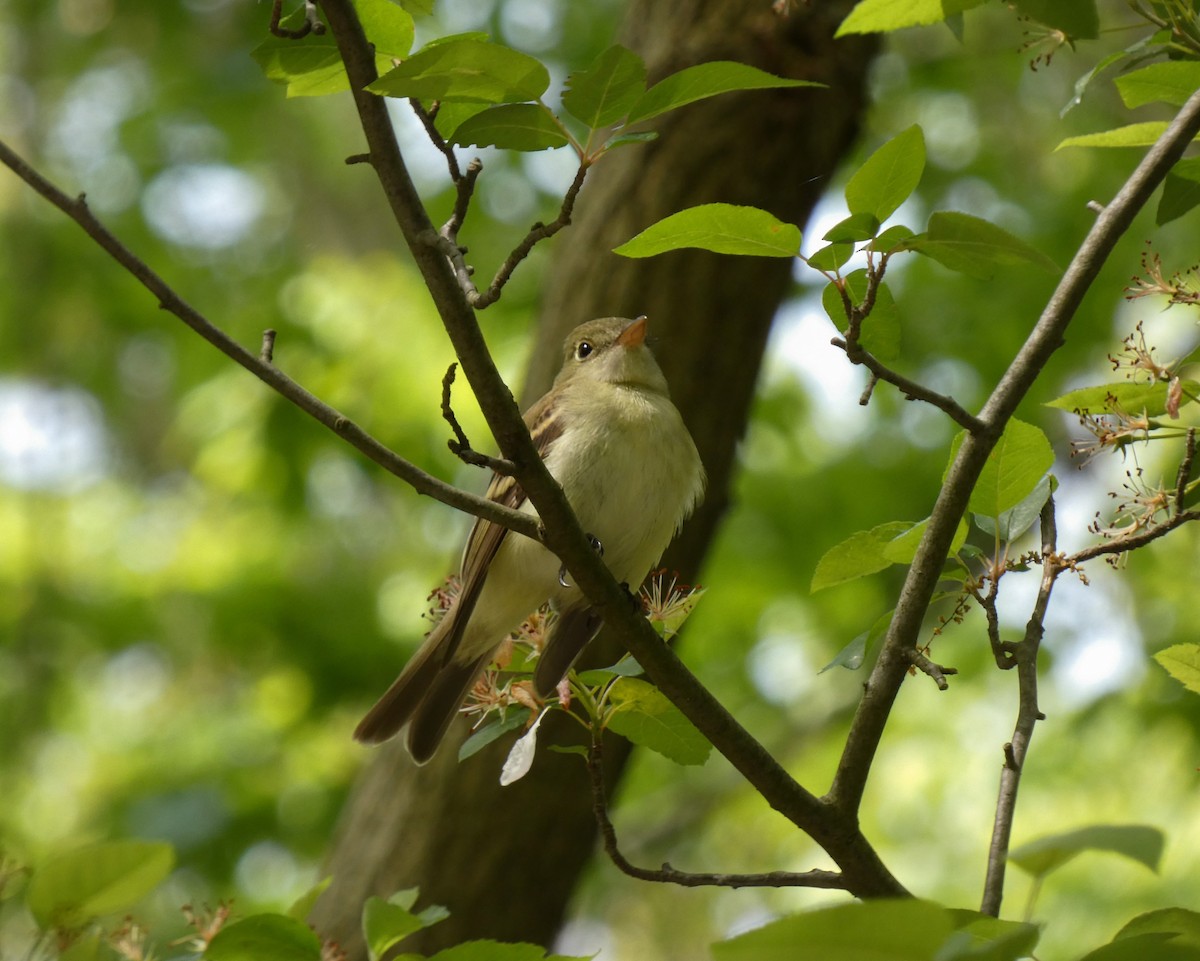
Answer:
[831,336,986,434]
[980,496,1056,916]
[318,0,906,898]
[828,87,1200,819]
[0,138,538,542]
[586,737,847,891]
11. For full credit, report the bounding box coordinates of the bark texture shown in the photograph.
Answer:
[311,2,877,955]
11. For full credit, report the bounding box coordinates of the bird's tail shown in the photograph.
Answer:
[353,610,495,764]
[352,618,450,747]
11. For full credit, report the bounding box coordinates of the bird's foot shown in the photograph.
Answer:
[558,534,604,588]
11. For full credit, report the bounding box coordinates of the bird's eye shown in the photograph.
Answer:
[575,341,593,360]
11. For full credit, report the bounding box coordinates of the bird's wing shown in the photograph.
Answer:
[441,390,566,664]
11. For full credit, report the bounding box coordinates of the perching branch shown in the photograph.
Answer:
[318,0,907,898]
[0,139,539,543]
[828,86,1200,819]
[586,738,847,891]
[441,363,515,473]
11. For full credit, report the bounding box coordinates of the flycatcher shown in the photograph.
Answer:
[354,316,705,762]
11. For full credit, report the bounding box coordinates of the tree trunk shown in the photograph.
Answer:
[311,2,877,955]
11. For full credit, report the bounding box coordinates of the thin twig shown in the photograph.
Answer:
[973,574,1016,670]
[441,363,516,473]
[270,0,325,38]
[829,87,1200,821]
[1174,427,1196,513]
[980,496,1056,916]
[831,336,986,433]
[446,158,482,238]
[0,138,538,542]
[586,738,847,891]
[1070,506,1200,563]
[469,161,591,309]
[411,98,462,182]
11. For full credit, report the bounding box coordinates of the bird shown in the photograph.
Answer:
[353,316,705,763]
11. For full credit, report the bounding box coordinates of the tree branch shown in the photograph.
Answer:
[318,0,907,898]
[586,738,847,891]
[441,363,516,473]
[0,138,539,542]
[831,336,986,434]
[980,496,1056,916]
[828,87,1200,818]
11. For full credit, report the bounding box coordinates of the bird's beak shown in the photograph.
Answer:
[617,315,648,348]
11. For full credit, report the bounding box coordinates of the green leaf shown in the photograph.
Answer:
[974,474,1054,542]
[1116,61,1200,109]
[458,709,531,762]
[369,39,550,104]
[942,911,1042,961]
[1116,908,1200,948]
[575,656,644,686]
[204,914,323,961]
[713,899,957,961]
[1154,644,1200,695]
[1062,49,1132,116]
[287,875,332,923]
[395,0,434,14]
[944,419,1053,519]
[1009,824,1164,878]
[626,61,821,125]
[1159,157,1200,226]
[1045,380,1199,416]
[1011,0,1098,39]
[251,0,414,98]
[1057,122,1181,150]
[1077,932,1200,961]
[28,840,174,930]
[449,103,568,150]
[363,892,449,960]
[820,609,892,673]
[820,269,901,362]
[602,130,659,151]
[881,516,967,565]
[836,0,988,36]
[845,125,926,223]
[562,44,646,130]
[824,212,882,243]
[811,520,912,591]
[904,212,1058,279]
[614,203,801,258]
[869,223,916,252]
[606,678,711,765]
[808,242,855,272]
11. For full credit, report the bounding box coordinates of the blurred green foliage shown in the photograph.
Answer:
[3,1,1200,960]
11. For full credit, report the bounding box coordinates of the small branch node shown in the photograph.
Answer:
[1003,742,1019,771]
[1086,200,1106,214]
[907,649,957,689]
[345,153,372,166]
[440,363,514,473]
[858,373,879,406]
[260,329,277,364]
